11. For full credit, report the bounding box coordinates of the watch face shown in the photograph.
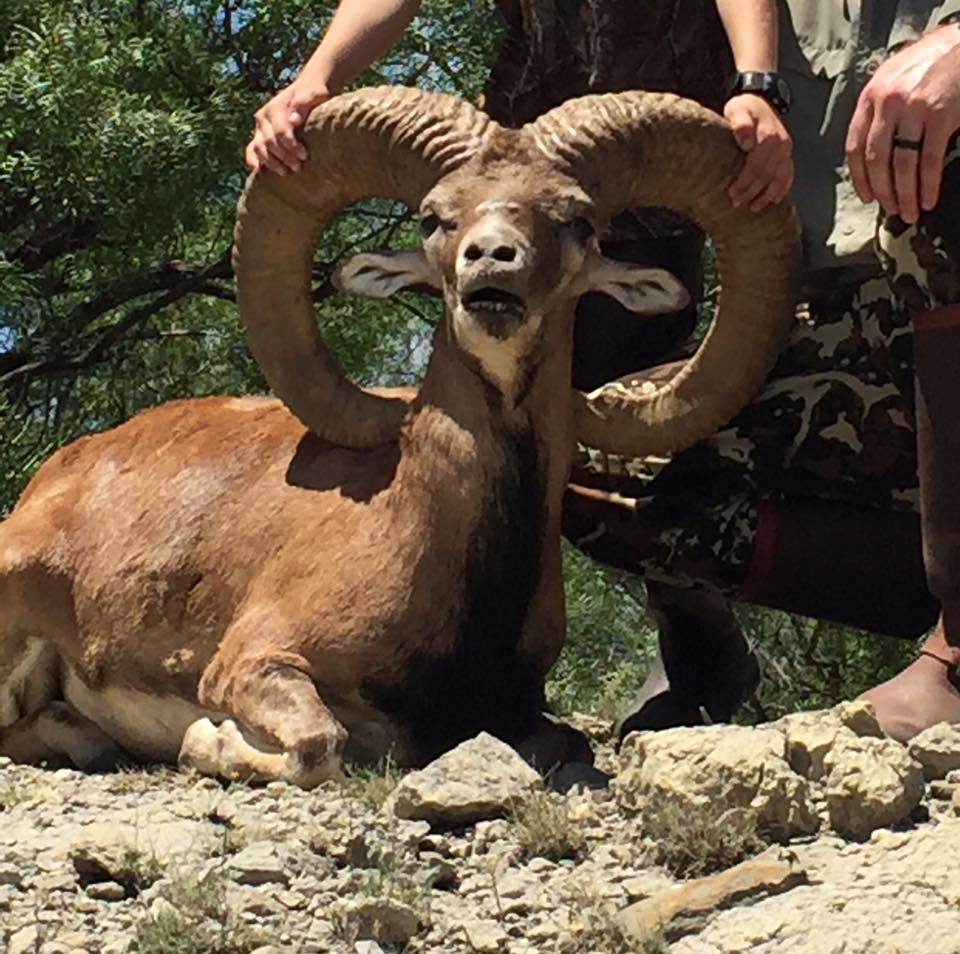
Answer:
[731,73,791,113]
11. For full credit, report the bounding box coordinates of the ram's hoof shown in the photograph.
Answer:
[178,717,344,789]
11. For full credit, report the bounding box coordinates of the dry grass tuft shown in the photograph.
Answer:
[511,790,587,862]
[343,755,403,811]
[567,903,668,954]
[0,778,34,809]
[135,871,265,954]
[641,800,765,878]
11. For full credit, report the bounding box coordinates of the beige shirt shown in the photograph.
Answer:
[780,0,960,270]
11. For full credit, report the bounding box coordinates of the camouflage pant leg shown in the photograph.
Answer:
[877,134,960,309]
[568,274,917,593]
[875,134,960,611]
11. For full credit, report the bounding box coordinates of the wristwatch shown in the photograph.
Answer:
[728,71,792,115]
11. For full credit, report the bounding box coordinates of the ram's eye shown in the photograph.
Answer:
[419,213,441,236]
[567,217,595,242]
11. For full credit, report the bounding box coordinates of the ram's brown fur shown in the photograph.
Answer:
[0,87,798,786]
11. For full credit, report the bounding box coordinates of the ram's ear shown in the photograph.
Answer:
[334,250,441,299]
[585,258,690,313]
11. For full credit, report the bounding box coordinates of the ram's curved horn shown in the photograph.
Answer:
[528,91,801,457]
[233,86,491,447]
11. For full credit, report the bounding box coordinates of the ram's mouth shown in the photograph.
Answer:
[462,287,527,321]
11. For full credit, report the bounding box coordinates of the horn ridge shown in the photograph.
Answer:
[527,90,800,457]
[233,86,493,448]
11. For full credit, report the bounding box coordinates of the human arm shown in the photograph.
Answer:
[845,21,960,223]
[245,0,423,175]
[716,0,794,211]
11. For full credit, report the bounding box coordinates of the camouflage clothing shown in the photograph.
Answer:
[482,1,960,602]
[877,136,960,311]
[566,140,960,594]
[780,0,960,270]
[485,0,733,125]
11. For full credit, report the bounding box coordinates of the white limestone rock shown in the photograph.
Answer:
[389,733,542,828]
[614,725,818,838]
[823,736,924,840]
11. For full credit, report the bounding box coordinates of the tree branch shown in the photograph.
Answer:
[68,253,234,333]
[0,252,236,387]
[10,219,101,273]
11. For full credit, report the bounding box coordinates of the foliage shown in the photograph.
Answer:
[511,790,587,863]
[736,607,917,724]
[135,871,265,954]
[641,800,765,878]
[0,776,33,808]
[567,904,667,954]
[113,846,166,895]
[0,0,499,514]
[549,544,658,720]
[343,754,403,812]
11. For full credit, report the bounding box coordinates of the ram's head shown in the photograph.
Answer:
[234,86,799,454]
[335,156,687,396]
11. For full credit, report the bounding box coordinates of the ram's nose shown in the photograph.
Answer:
[457,219,531,277]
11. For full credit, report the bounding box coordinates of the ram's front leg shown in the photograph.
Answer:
[179,622,346,788]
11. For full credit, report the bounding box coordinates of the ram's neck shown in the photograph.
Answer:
[369,320,575,759]
[397,320,576,527]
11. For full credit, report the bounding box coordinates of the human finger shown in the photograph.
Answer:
[254,110,303,174]
[745,151,793,212]
[250,135,290,177]
[244,139,261,173]
[271,107,308,166]
[864,104,899,214]
[846,97,875,202]
[725,100,761,202]
[729,149,768,206]
[750,163,794,212]
[892,119,925,223]
[775,155,795,202]
[730,160,768,207]
[729,133,782,205]
[732,137,788,206]
[725,101,758,152]
[754,160,794,210]
[749,179,781,213]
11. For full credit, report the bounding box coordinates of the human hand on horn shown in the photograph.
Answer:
[725,94,795,212]
[846,23,960,224]
[245,78,332,176]
[243,0,423,176]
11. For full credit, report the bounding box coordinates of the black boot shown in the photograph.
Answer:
[616,581,760,742]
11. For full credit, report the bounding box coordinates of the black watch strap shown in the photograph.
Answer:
[729,71,792,115]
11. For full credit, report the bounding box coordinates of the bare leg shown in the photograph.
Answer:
[857,314,960,739]
[180,628,347,788]
[860,324,960,740]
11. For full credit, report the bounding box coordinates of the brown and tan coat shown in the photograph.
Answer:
[0,87,798,786]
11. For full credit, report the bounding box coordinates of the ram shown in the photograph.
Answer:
[0,87,797,786]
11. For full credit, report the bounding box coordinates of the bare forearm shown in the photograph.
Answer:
[300,0,423,93]
[716,0,778,71]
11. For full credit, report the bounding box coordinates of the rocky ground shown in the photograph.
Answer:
[3,701,960,954]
